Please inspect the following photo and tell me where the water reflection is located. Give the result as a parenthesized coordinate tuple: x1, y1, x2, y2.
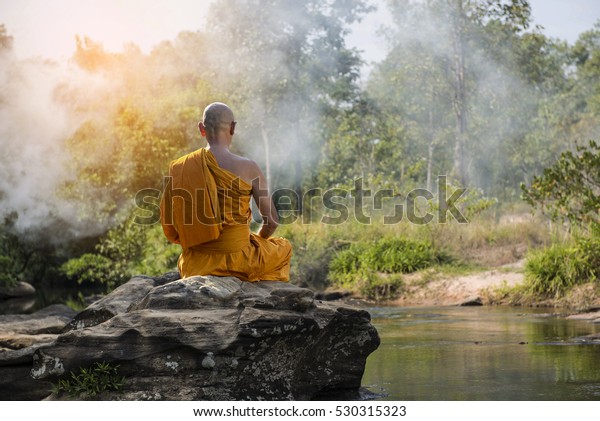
(0, 295, 36, 314)
(363, 306, 600, 400)
(0, 285, 105, 315)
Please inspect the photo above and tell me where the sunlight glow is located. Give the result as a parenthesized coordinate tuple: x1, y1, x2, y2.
(0, 0, 212, 59)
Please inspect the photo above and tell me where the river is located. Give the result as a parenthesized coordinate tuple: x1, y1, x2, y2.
(4, 289, 600, 401)
(362, 305, 600, 400)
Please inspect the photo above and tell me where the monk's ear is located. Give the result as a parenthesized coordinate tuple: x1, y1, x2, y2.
(230, 121, 236, 136)
(198, 122, 206, 137)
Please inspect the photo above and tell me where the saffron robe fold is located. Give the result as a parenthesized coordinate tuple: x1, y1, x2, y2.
(160, 148, 292, 282)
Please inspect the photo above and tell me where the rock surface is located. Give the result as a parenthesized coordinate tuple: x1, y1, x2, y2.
(31, 274, 380, 400)
(0, 304, 77, 400)
(566, 308, 600, 323)
(0, 281, 36, 300)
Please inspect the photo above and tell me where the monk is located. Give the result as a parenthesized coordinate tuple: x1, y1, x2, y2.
(160, 102, 292, 282)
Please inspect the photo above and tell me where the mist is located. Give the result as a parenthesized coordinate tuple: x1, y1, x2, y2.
(0, 0, 596, 244)
(202, 0, 372, 196)
(365, 0, 566, 194)
(0, 50, 113, 242)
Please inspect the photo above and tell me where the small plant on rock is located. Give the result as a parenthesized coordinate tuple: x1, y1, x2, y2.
(52, 361, 125, 399)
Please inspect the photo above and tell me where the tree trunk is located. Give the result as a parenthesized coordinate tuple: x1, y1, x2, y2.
(294, 159, 303, 214)
(260, 121, 272, 194)
(452, 0, 468, 186)
(427, 141, 435, 192)
(427, 105, 435, 192)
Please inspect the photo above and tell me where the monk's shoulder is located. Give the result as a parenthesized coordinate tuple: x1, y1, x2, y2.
(169, 157, 183, 174)
(172, 150, 197, 164)
(231, 154, 260, 177)
(170, 150, 201, 171)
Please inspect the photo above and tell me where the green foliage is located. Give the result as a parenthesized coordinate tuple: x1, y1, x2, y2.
(0, 255, 19, 286)
(61, 215, 179, 291)
(331, 237, 446, 275)
(577, 225, 600, 271)
(0, 219, 26, 287)
(53, 362, 125, 399)
(0, 214, 67, 287)
(328, 236, 448, 301)
(427, 178, 498, 223)
(372, 0, 545, 193)
(328, 242, 369, 276)
(276, 225, 338, 291)
(357, 272, 405, 303)
(522, 140, 600, 228)
(318, 98, 412, 190)
(64, 292, 89, 312)
(572, 24, 600, 115)
(4, 0, 600, 301)
(329, 262, 405, 302)
(60, 253, 115, 287)
(524, 231, 600, 298)
(524, 243, 584, 297)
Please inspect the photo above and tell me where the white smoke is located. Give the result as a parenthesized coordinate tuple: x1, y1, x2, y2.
(0, 52, 111, 241)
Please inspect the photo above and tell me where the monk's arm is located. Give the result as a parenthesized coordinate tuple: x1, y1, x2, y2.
(160, 171, 181, 244)
(250, 162, 279, 239)
(161, 221, 180, 244)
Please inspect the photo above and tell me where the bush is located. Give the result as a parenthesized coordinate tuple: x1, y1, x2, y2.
(524, 231, 600, 298)
(328, 242, 369, 275)
(60, 253, 121, 289)
(363, 237, 438, 273)
(60, 214, 180, 291)
(357, 272, 405, 302)
(577, 225, 600, 274)
(330, 237, 444, 276)
(328, 236, 446, 301)
(0, 255, 19, 287)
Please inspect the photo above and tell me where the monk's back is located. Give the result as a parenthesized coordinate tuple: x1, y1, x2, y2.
(207, 148, 256, 186)
(161, 101, 291, 282)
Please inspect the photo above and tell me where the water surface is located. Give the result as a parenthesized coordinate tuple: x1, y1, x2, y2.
(363, 306, 600, 400)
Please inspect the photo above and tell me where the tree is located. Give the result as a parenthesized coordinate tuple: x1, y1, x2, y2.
(522, 140, 600, 229)
(0, 24, 13, 52)
(72, 36, 116, 72)
(572, 23, 600, 113)
(205, 0, 371, 211)
(380, 0, 532, 188)
(514, 23, 600, 197)
(368, 35, 454, 191)
(318, 97, 410, 190)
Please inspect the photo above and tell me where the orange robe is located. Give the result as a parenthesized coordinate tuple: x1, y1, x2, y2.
(160, 148, 292, 282)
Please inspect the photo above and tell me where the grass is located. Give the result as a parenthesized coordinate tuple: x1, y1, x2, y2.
(482, 226, 600, 308)
(277, 202, 550, 301)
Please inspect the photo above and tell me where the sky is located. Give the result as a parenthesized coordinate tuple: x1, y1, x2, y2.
(0, 0, 599, 65)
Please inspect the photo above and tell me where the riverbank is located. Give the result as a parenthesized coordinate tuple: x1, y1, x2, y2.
(344, 257, 600, 315)
(392, 260, 526, 307)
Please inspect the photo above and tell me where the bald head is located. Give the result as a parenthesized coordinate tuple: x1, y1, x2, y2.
(201, 102, 235, 142)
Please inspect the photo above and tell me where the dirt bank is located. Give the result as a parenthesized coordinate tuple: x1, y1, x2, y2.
(387, 258, 600, 313)
(392, 260, 526, 306)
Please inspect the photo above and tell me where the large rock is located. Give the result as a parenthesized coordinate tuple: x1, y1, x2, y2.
(31, 275, 380, 400)
(0, 281, 36, 300)
(62, 272, 180, 332)
(0, 304, 77, 400)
